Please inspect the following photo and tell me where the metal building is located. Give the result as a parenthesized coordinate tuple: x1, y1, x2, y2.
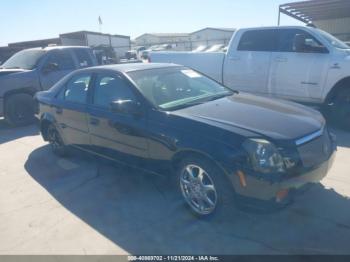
(60, 31, 130, 58)
(279, 0, 350, 41)
(0, 31, 131, 63)
(134, 28, 236, 51)
(190, 27, 236, 49)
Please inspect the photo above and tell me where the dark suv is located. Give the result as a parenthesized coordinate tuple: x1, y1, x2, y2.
(0, 46, 97, 126)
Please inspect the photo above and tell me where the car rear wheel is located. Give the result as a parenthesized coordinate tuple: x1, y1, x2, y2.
(47, 124, 67, 157)
(5, 93, 36, 126)
(177, 156, 235, 217)
(329, 87, 350, 130)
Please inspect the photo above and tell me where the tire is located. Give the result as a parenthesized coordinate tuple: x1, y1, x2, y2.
(5, 93, 36, 126)
(329, 87, 350, 130)
(46, 124, 68, 157)
(176, 155, 235, 218)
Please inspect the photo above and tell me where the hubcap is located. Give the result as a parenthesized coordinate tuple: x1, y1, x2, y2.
(180, 164, 217, 215)
(48, 127, 62, 151)
(15, 104, 32, 121)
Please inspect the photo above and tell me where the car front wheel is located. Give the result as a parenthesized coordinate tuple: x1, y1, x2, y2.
(177, 156, 235, 217)
(47, 124, 67, 157)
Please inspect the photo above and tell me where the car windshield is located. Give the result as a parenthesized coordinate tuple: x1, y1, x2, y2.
(317, 29, 349, 50)
(127, 67, 234, 110)
(2, 49, 46, 70)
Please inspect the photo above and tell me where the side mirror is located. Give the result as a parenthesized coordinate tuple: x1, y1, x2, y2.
(42, 62, 59, 74)
(293, 34, 307, 52)
(110, 100, 142, 116)
(293, 34, 329, 53)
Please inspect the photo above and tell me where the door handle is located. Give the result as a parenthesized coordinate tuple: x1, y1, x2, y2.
(275, 57, 288, 62)
(90, 117, 100, 126)
(55, 107, 63, 115)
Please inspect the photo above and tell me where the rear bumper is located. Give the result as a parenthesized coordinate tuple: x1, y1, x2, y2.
(233, 149, 336, 206)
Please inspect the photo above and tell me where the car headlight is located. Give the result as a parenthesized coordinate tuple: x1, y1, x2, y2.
(243, 138, 285, 174)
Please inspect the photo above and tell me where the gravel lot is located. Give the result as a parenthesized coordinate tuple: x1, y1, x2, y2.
(0, 119, 350, 255)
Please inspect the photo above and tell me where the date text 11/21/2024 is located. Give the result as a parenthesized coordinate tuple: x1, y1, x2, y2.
(128, 256, 220, 261)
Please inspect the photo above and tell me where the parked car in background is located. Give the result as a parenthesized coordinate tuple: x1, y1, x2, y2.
(136, 46, 147, 60)
(36, 63, 336, 217)
(150, 26, 350, 129)
(125, 50, 137, 60)
(0, 46, 97, 126)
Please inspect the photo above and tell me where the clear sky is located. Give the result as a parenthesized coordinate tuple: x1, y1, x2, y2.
(0, 0, 303, 46)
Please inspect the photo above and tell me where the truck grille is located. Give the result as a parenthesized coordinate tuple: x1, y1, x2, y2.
(297, 128, 332, 168)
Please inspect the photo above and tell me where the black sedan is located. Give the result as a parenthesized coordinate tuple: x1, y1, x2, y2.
(36, 63, 337, 217)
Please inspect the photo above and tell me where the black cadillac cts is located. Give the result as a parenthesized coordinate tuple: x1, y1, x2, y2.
(36, 63, 337, 216)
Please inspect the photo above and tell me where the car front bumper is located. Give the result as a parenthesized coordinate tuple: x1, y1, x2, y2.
(231, 149, 336, 205)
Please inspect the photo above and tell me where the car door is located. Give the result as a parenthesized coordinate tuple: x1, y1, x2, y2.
(87, 72, 149, 164)
(223, 29, 277, 95)
(39, 49, 76, 90)
(53, 73, 92, 147)
(269, 29, 330, 102)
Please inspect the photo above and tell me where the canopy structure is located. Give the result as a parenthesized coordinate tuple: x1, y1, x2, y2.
(279, 0, 350, 25)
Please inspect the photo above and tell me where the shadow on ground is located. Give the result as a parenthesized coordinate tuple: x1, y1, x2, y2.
(24, 145, 350, 255)
(0, 119, 39, 144)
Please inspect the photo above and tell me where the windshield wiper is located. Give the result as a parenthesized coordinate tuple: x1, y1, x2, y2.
(204, 92, 235, 102)
(167, 92, 234, 111)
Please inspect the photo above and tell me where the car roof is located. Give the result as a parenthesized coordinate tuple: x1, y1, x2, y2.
(79, 63, 181, 74)
(238, 25, 315, 31)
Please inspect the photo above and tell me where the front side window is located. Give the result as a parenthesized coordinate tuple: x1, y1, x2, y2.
(278, 29, 327, 53)
(74, 49, 94, 68)
(93, 74, 136, 108)
(237, 29, 277, 52)
(128, 67, 233, 110)
(45, 50, 75, 71)
(61, 74, 91, 104)
(1, 49, 45, 70)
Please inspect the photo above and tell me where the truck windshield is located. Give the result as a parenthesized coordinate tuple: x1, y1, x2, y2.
(2, 49, 46, 70)
(128, 67, 234, 111)
(317, 29, 349, 50)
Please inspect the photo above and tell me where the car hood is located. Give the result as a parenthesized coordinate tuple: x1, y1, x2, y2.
(0, 68, 29, 77)
(172, 93, 324, 141)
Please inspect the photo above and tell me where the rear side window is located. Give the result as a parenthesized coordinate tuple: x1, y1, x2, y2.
(74, 49, 94, 68)
(93, 74, 136, 108)
(45, 50, 75, 70)
(59, 74, 91, 104)
(237, 29, 277, 52)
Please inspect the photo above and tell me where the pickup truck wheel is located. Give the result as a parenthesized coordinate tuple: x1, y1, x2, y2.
(330, 88, 350, 130)
(5, 94, 36, 126)
(47, 124, 68, 157)
(176, 156, 235, 218)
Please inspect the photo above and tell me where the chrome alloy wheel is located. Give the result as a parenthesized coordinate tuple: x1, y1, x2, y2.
(180, 164, 218, 215)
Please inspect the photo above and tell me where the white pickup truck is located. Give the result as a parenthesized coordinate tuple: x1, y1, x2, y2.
(150, 26, 350, 129)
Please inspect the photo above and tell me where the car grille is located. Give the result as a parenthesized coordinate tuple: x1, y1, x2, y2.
(297, 128, 332, 168)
